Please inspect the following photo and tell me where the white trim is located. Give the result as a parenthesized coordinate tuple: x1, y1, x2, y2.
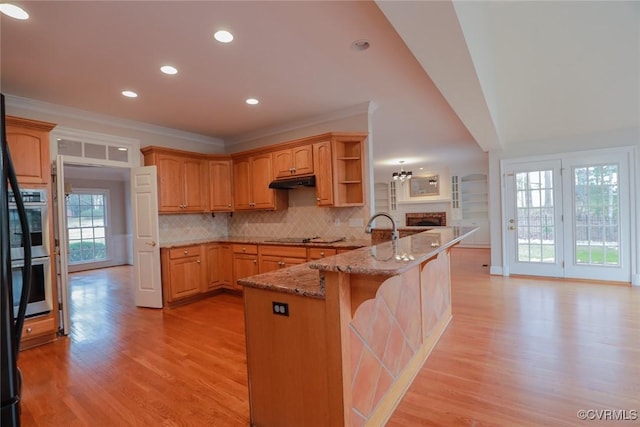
(5, 94, 225, 148)
(226, 101, 371, 145)
(632, 274, 639, 286)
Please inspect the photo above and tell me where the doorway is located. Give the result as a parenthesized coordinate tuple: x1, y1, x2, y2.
(503, 148, 633, 282)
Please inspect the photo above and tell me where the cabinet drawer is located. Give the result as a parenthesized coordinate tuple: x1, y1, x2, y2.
(259, 245, 307, 259)
(169, 245, 202, 259)
(23, 316, 55, 338)
(307, 248, 337, 260)
(232, 244, 258, 255)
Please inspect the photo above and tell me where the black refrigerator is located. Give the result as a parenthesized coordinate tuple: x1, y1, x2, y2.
(1, 93, 32, 427)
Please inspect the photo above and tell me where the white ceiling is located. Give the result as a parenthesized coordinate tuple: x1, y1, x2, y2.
(2, 1, 638, 182)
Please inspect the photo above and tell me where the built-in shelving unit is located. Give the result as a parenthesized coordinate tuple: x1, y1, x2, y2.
(461, 174, 488, 219)
(333, 137, 364, 206)
(452, 173, 490, 247)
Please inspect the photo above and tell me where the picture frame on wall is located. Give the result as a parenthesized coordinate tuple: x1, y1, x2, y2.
(409, 175, 439, 197)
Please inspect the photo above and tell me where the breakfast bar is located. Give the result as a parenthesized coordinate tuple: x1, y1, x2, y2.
(239, 227, 476, 427)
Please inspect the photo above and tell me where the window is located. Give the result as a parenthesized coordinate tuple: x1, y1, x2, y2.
(66, 191, 108, 264)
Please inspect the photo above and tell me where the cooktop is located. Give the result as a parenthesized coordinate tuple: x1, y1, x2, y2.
(264, 236, 346, 244)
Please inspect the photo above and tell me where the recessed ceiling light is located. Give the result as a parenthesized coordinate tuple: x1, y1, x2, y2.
(246, 98, 259, 105)
(214, 30, 234, 43)
(160, 65, 178, 75)
(122, 90, 138, 98)
(351, 39, 370, 51)
(0, 3, 29, 20)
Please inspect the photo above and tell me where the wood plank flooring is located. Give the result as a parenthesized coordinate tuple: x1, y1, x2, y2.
(17, 248, 640, 426)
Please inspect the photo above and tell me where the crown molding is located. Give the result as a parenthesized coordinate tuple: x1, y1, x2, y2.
(4, 94, 226, 148)
(226, 101, 372, 146)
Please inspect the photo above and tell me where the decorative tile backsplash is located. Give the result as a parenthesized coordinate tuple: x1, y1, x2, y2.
(159, 188, 370, 244)
(159, 213, 229, 243)
(228, 188, 369, 240)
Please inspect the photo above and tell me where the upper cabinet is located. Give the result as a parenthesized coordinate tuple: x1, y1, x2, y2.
(6, 116, 56, 185)
(273, 145, 313, 178)
(142, 147, 207, 213)
(313, 140, 333, 206)
(233, 153, 287, 211)
(208, 159, 233, 212)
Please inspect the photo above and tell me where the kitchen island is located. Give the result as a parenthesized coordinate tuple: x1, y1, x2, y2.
(239, 227, 476, 427)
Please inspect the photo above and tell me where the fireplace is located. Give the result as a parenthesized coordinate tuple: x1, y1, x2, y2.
(406, 212, 446, 227)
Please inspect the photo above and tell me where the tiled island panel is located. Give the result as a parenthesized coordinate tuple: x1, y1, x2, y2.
(348, 252, 452, 426)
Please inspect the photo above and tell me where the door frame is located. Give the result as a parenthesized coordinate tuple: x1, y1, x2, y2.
(500, 146, 637, 283)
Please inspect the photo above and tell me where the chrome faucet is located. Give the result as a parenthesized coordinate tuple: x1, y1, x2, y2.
(365, 212, 398, 240)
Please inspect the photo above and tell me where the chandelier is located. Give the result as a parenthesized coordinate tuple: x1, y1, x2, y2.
(392, 161, 412, 182)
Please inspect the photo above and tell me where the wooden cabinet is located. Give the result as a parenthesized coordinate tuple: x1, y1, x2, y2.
(313, 140, 334, 206)
(206, 243, 233, 290)
(273, 145, 313, 178)
(233, 153, 287, 211)
(20, 315, 58, 350)
(307, 247, 337, 260)
(209, 159, 233, 212)
(232, 244, 259, 290)
(161, 245, 204, 304)
(6, 116, 56, 185)
(259, 245, 307, 273)
(142, 147, 207, 213)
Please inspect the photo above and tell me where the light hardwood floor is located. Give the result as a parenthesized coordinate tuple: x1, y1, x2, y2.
(18, 248, 639, 426)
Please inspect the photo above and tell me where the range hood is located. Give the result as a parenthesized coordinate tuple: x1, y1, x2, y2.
(268, 175, 316, 190)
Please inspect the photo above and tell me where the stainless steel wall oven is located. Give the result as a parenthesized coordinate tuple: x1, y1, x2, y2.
(8, 189, 49, 260)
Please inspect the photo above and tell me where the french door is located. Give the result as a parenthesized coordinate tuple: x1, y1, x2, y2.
(504, 149, 631, 282)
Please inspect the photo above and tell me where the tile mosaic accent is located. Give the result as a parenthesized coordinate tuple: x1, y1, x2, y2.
(158, 213, 229, 244)
(227, 188, 370, 240)
(349, 270, 422, 424)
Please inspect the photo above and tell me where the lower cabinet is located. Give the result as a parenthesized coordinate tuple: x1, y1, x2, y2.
(20, 315, 57, 350)
(161, 245, 204, 304)
(206, 244, 233, 291)
(307, 247, 337, 260)
(259, 245, 307, 273)
(232, 244, 259, 290)
(160, 242, 360, 306)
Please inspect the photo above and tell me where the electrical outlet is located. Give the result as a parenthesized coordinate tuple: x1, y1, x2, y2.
(334, 219, 341, 226)
(272, 302, 289, 317)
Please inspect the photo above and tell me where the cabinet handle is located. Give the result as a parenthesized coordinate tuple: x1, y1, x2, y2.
(184, 250, 188, 255)
(252, 259, 257, 264)
(26, 327, 32, 334)
(242, 247, 246, 252)
(316, 198, 321, 201)
(197, 260, 201, 263)
(320, 252, 325, 257)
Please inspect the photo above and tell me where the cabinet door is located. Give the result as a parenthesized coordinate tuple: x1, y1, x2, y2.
(292, 145, 313, 176)
(209, 160, 233, 211)
(169, 256, 202, 300)
(219, 245, 233, 285)
(251, 153, 276, 209)
(183, 158, 206, 212)
(233, 253, 259, 290)
(206, 245, 223, 291)
(6, 124, 50, 184)
(273, 149, 294, 178)
(233, 157, 252, 210)
(259, 255, 283, 274)
(156, 154, 184, 212)
(313, 141, 333, 206)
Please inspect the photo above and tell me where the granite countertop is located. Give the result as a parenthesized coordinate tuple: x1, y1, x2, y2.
(238, 227, 477, 299)
(160, 236, 370, 249)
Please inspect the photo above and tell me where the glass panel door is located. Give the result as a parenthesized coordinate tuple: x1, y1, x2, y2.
(564, 153, 630, 282)
(505, 160, 564, 277)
